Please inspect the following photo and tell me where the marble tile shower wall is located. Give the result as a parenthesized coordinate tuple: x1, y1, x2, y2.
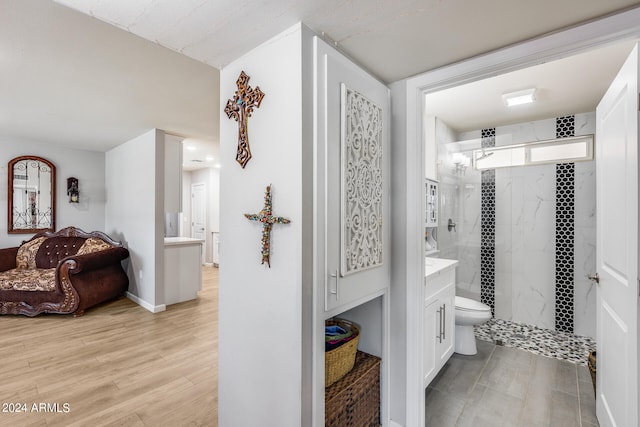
(447, 112, 597, 339)
(500, 162, 557, 330)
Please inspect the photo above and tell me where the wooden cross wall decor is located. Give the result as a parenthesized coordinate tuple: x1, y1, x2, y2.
(244, 185, 290, 267)
(224, 70, 265, 168)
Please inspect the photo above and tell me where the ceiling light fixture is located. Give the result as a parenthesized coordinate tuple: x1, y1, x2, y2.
(502, 88, 537, 107)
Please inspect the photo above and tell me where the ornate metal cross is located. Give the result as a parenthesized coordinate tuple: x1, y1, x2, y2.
(244, 185, 290, 267)
(225, 71, 265, 168)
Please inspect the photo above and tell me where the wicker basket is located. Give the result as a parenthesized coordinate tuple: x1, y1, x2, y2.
(325, 319, 360, 387)
(325, 351, 381, 427)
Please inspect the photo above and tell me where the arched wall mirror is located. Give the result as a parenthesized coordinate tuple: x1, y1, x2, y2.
(8, 156, 56, 234)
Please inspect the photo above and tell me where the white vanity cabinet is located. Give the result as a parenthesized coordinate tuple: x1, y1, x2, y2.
(423, 258, 457, 387)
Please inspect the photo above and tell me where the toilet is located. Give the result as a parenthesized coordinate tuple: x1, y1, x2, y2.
(454, 296, 492, 355)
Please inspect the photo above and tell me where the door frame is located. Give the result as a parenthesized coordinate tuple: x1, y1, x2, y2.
(390, 8, 640, 427)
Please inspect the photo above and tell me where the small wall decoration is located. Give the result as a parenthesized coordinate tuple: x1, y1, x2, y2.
(244, 185, 291, 267)
(224, 70, 265, 168)
(341, 84, 384, 275)
(67, 177, 79, 203)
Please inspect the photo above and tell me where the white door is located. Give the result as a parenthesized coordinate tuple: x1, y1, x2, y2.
(191, 183, 206, 264)
(595, 43, 639, 427)
(315, 37, 390, 316)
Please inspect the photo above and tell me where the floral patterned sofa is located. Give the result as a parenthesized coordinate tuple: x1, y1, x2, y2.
(0, 227, 130, 316)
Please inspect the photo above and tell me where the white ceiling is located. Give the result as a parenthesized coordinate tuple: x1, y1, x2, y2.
(52, 0, 640, 83)
(2, 0, 640, 169)
(425, 39, 640, 133)
(1, 0, 221, 170)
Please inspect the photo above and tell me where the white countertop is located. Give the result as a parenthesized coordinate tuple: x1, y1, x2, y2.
(425, 257, 458, 278)
(164, 237, 205, 246)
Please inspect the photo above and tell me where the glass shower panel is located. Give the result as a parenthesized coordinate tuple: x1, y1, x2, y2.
(436, 135, 514, 317)
(437, 141, 484, 301)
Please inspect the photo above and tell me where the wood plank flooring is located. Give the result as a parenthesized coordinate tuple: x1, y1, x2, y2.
(0, 267, 218, 427)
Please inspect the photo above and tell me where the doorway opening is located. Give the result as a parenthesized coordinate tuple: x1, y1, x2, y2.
(423, 40, 636, 365)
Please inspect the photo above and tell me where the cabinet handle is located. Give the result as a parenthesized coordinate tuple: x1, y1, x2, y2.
(441, 304, 446, 341)
(436, 307, 442, 343)
(330, 270, 339, 300)
(439, 304, 444, 341)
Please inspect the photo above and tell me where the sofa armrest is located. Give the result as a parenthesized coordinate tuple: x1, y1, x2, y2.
(61, 247, 130, 274)
(0, 247, 18, 272)
(57, 246, 130, 316)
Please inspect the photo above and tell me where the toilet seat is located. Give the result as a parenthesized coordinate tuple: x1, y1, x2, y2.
(455, 296, 490, 312)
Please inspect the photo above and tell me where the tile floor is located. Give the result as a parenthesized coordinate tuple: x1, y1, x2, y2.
(475, 318, 597, 365)
(425, 340, 599, 426)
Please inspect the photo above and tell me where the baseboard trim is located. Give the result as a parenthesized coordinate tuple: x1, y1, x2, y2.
(126, 292, 166, 313)
(389, 421, 403, 427)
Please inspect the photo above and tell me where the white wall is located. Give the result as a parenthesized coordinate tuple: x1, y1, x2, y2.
(0, 136, 105, 247)
(105, 129, 165, 312)
(218, 24, 313, 427)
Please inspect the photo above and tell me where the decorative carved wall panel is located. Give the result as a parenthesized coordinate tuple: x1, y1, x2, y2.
(340, 84, 383, 275)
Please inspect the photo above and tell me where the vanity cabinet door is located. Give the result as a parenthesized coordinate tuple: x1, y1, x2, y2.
(423, 298, 439, 386)
(435, 284, 455, 366)
(423, 269, 456, 387)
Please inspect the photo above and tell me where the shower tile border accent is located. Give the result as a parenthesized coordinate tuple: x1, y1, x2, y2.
(555, 115, 575, 333)
(474, 318, 596, 365)
(480, 128, 496, 315)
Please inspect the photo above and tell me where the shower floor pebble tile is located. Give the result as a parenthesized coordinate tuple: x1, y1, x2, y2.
(474, 318, 596, 365)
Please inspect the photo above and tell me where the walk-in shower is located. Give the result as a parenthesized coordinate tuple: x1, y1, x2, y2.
(431, 113, 597, 363)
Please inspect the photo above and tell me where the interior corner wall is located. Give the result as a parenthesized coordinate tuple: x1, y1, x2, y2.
(0, 137, 106, 248)
(299, 25, 315, 427)
(218, 24, 305, 427)
(105, 129, 165, 312)
(389, 79, 410, 426)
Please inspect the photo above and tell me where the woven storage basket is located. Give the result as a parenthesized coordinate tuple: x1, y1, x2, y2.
(325, 319, 360, 387)
(325, 351, 381, 427)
